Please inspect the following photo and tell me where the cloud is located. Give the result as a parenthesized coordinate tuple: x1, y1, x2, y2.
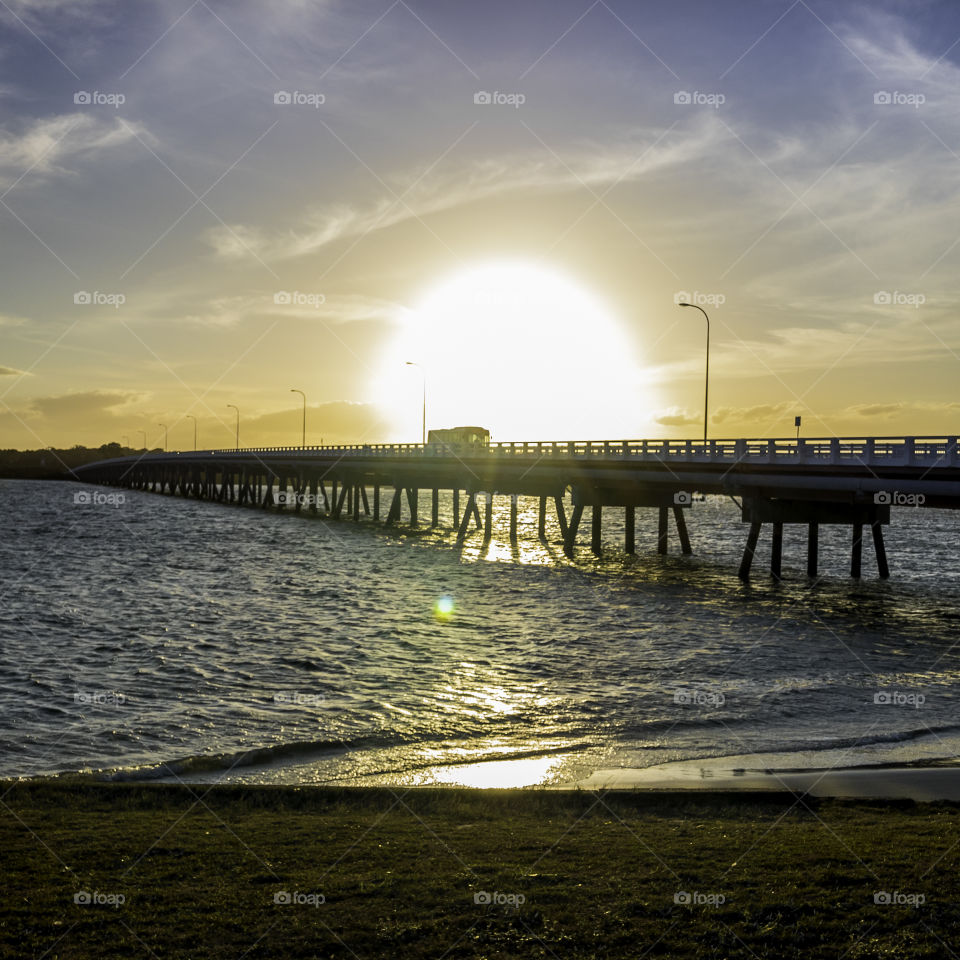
(654, 407, 701, 427)
(710, 402, 795, 426)
(0, 114, 147, 189)
(204, 119, 726, 262)
(27, 389, 144, 420)
(0, 366, 27, 376)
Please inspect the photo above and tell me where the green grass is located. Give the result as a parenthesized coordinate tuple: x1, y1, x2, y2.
(2, 782, 958, 958)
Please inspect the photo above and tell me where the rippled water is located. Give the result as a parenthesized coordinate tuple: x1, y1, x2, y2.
(2, 478, 959, 787)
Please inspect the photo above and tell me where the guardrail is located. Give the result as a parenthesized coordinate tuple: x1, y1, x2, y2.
(125, 436, 960, 468)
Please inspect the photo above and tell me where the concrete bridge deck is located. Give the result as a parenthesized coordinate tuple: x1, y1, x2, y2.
(74, 436, 960, 580)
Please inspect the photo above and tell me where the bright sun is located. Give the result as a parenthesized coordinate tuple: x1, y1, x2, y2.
(374, 261, 654, 441)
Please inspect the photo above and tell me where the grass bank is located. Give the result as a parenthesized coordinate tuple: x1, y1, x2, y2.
(2, 782, 958, 958)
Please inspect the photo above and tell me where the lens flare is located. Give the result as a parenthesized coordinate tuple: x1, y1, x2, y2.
(434, 594, 455, 620)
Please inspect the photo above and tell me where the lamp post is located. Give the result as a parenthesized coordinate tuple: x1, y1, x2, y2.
(290, 389, 306, 448)
(678, 302, 710, 444)
(186, 414, 198, 451)
(137, 429, 146, 451)
(227, 404, 239, 451)
(158, 423, 168, 452)
(405, 361, 426, 445)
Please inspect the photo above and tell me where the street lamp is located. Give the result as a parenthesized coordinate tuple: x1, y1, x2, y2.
(405, 361, 426, 445)
(186, 414, 198, 451)
(137, 429, 146, 450)
(158, 423, 168, 452)
(227, 404, 239, 451)
(290, 389, 306, 448)
(678, 302, 710, 444)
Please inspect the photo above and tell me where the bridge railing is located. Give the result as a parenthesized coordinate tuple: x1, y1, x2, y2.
(163, 436, 959, 467)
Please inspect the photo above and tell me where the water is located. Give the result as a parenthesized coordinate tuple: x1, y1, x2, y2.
(2, 478, 959, 788)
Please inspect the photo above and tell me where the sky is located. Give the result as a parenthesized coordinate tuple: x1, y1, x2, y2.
(2, 0, 960, 449)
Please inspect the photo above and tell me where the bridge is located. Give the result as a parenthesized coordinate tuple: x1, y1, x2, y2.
(74, 435, 960, 580)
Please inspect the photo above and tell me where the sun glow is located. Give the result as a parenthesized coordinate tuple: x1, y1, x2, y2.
(374, 261, 654, 441)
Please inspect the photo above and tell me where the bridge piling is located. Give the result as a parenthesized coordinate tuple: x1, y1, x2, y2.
(554, 497, 569, 543)
(771, 522, 783, 580)
(456, 493, 475, 543)
(373, 484, 380, 520)
(673, 506, 692, 555)
(591, 505, 602, 556)
(807, 523, 819, 577)
(510, 495, 518, 541)
(453, 489, 460, 527)
(483, 493, 493, 541)
(432, 489, 439, 527)
(739, 521, 762, 579)
(625, 506, 635, 553)
(872, 521, 889, 578)
(851, 523, 863, 578)
(407, 488, 418, 526)
(386, 486, 402, 524)
(657, 507, 668, 554)
(537, 496, 546, 538)
(564, 504, 583, 558)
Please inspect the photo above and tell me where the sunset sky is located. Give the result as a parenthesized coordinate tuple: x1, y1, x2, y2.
(2, 0, 959, 449)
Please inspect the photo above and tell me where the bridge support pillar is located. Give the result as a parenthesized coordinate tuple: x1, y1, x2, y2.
(456, 493, 476, 543)
(386, 486, 402, 524)
(554, 497, 569, 543)
(360, 485, 370, 516)
(872, 521, 889, 579)
(453, 489, 460, 528)
(432, 489, 439, 527)
(373, 484, 380, 521)
(807, 523, 819, 578)
(625, 507, 635, 554)
(673, 506, 691, 555)
(851, 523, 863, 578)
(739, 521, 762, 579)
(353, 485, 361, 521)
(538, 496, 547, 538)
(657, 507, 668, 554)
(407, 488, 418, 526)
(771, 521, 783, 580)
(591, 505, 602, 556)
(483, 492, 493, 541)
(334, 483, 348, 519)
(472, 497, 482, 528)
(564, 504, 583, 559)
(510, 495, 519, 541)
